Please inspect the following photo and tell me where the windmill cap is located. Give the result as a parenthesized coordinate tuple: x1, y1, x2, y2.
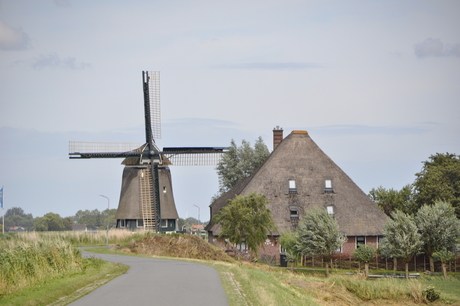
(292, 130, 308, 134)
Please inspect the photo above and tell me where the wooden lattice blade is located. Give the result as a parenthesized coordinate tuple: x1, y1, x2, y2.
(144, 71, 161, 141)
(162, 147, 228, 166)
(69, 141, 141, 159)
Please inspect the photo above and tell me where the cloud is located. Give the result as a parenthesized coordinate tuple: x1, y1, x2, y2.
(0, 19, 32, 51)
(53, 0, 71, 8)
(218, 62, 322, 70)
(19, 53, 91, 70)
(413, 38, 460, 58)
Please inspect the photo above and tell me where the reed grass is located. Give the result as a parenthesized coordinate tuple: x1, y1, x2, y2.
(35, 229, 149, 246)
(0, 230, 150, 296)
(1, 237, 81, 295)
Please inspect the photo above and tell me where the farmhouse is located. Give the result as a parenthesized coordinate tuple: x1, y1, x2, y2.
(205, 128, 388, 259)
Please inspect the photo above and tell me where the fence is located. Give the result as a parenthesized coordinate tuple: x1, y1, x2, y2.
(298, 254, 459, 272)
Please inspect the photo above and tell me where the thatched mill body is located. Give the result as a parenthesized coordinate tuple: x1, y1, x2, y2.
(69, 71, 226, 232)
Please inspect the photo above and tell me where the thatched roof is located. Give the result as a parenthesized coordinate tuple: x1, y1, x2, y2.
(206, 131, 387, 237)
(115, 166, 179, 220)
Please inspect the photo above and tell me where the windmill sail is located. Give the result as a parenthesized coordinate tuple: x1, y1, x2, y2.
(69, 70, 227, 233)
(143, 71, 161, 142)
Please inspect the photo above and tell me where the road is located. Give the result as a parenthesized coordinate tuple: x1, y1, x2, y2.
(69, 250, 229, 306)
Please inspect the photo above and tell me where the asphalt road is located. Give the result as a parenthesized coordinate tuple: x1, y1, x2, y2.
(70, 250, 229, 306)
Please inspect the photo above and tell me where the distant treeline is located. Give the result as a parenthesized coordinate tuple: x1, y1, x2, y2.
(1, 207, 207, 232)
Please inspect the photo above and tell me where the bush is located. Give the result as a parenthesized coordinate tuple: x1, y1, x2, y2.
(422, 286, 441, 302)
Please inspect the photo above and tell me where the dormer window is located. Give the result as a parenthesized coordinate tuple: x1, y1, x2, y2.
(288, 179, 297, 194)
(324, 179, 334, 193)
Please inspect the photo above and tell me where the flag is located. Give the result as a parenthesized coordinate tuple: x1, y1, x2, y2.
(0, 187, 3, 208)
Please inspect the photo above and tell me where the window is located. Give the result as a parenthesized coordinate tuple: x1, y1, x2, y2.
(324, 179, 334, 193)
(326, 205, 334, 215)
(120, 219, 125, 228)
(161, 219, 168, 228)
(163, 186, 167, 193)
(290, 206, 299, 219)
(356, 236, 365, 248)
(288, 179, 297, 194)
(236, 241, 247, 252)
(137, 219, 144, 228)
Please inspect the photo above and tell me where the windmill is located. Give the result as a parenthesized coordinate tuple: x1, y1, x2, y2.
(69, 71, 227, 232)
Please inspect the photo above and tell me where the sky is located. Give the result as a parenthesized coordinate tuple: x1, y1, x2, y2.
(0, 0, 459, 222)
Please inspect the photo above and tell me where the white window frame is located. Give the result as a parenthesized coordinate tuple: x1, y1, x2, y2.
(290, 206, 299, 218)
(324, 179, 334, 193)
(288, 179, 297, 194)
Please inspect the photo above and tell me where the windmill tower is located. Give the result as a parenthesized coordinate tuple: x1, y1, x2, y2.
(69, 71, 227, 232)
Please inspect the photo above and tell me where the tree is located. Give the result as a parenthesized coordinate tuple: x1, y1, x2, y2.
(433, 249, 456, 279)
(215, 137, 270, 195)
(279, 230, 300, 271)
(296, 207, 346, 277)
(34, 213, 66, 231)
(353, 244, 377, 277)
(415, 201, 460, 272)
(413, 153, 460, 217)
(379, 211, 423, 279)
(4, 207, 34, 231)
(177, 217, 201, 233)
(73, 209, 103, 229)
(214, 192, 276, 258)
(368, 185, 417, 216)
(101, 208, 117, 230)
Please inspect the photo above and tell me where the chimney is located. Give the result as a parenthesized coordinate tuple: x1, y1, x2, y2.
(273, 126, 283, 151)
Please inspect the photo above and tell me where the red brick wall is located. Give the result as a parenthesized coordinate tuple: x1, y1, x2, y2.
(259, 236, 280, 261)
(209, 234, 380, 261)
(341, 236, 355, 255)
(341, 236, 379, 256)
(366, 236, 378, 248)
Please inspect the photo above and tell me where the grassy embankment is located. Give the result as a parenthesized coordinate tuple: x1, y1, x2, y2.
(1, 231, 459, 305)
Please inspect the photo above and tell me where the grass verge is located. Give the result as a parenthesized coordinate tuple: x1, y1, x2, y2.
(0, 259, 128, 306)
